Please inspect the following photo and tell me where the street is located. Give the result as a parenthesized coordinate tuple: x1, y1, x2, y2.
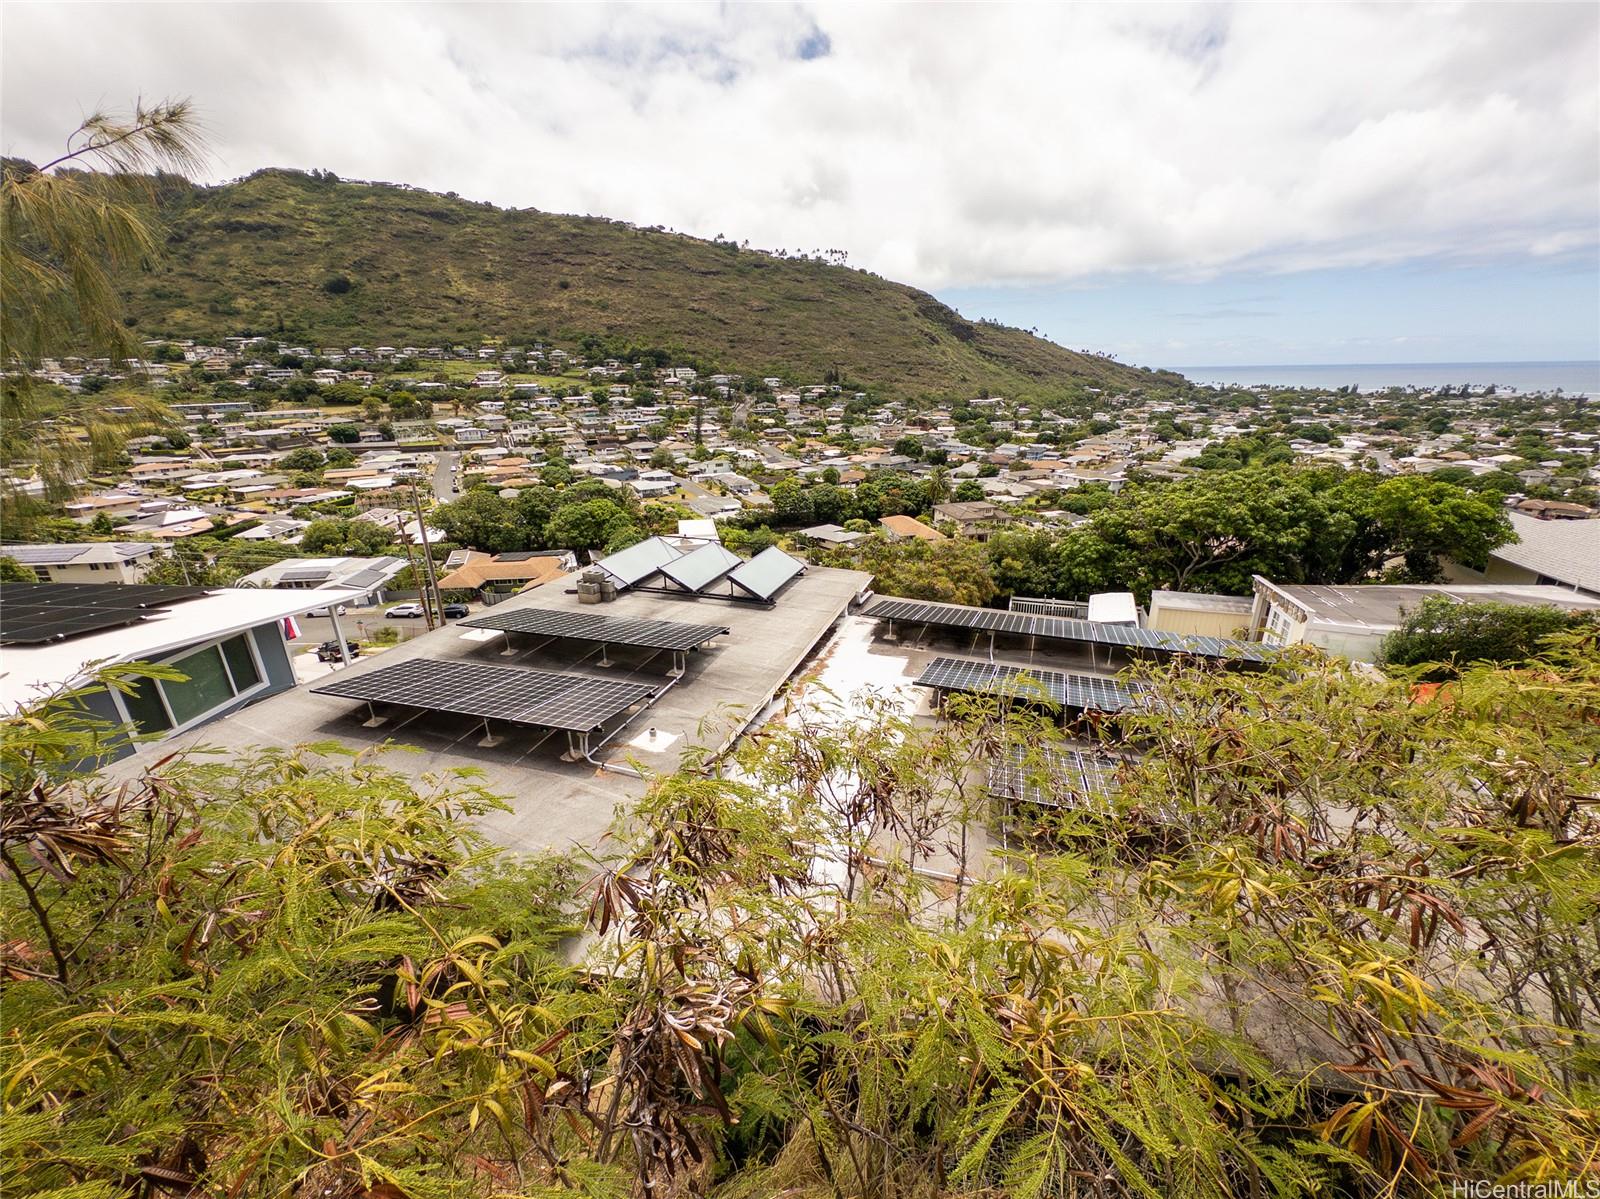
(432, 450, 460, 501)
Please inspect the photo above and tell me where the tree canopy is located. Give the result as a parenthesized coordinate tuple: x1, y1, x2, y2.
(4, 625, 1597, 1197)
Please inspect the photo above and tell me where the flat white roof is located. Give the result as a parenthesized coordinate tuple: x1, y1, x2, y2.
(1, 586, 365, 715)
(1087, 591, 1139, 626)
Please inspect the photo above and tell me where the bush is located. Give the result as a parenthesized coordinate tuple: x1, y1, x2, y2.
(1381, 596, 1594, 678)
(367, 625, 401, 646)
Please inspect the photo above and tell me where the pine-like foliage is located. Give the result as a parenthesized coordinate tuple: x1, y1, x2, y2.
(4, 629, 1598, 1198)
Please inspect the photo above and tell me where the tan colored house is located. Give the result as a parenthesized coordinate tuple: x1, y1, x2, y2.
(931, 500, 1006, 540)
(1147, 590, 1254, 639)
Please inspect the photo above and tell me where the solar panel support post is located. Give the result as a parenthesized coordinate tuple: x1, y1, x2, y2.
(561, 730, 590, 762)
(669, 650, 686, 677)
(477, 718, 503, 749)
(362, 703, 387, 728)
(329, 609, 353, 667)
(597, 642, 612, 668)
(882, 619, 898, 643)
(500, 630, 517, 657)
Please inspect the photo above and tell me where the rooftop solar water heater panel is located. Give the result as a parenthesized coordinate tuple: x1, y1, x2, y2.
(592, 536, 684, 588)
(727, 546, 806, 601)
(657, 542, 743, 593)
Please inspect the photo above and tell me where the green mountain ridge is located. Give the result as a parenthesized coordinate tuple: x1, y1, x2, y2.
(120, 168, 1175, 399)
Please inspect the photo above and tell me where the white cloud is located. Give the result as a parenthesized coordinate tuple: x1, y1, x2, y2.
(2, 1, 1595, 290)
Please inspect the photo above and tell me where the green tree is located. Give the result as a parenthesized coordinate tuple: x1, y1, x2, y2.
(1, 101, 203, 516)
(298, 517, 397, 556)
(768, 477, 813, 526)
(542, 498, 638, 551)
(540, 457, 572, 487)
(953, 478, 985, 503)
(277, 447, 327, 473)
(326, 423, 360, 444)
(431, 491, 525, 553)
(0, 555, 37, 581)
(1368, 474, 1514, 580)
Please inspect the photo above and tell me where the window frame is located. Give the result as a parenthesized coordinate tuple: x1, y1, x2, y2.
(112, 629, 271, 737)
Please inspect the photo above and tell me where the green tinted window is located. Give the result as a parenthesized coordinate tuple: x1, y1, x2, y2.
(164, 646, 235, 726)
(123, 675, 172, 735)
(220, 634, 260, 691)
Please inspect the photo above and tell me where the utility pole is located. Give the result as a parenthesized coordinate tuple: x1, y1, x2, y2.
(409, 481, 443, 627)
(394, 532, 435, 632)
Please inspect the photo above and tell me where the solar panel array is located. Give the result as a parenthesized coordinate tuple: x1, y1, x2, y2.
(987, 743, 1121, 809)
(659, 543, 742, 593)
(0, 583, 212, 645)
(4, 545, 86, 565)
(311, 657, 659, 733)
(728, 546, 806, 601)
(915, 656, 1145, 713)
(863, 597, 1272, 663)
(461, 606, 730, 651)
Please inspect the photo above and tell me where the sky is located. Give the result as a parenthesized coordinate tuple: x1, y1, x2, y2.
(3, 2, 1597, 369)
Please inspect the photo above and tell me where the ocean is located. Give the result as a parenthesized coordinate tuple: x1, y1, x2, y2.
(1175, 360, 1600, 396)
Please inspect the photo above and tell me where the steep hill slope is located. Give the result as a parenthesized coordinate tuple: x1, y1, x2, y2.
(123, 169, 1173, 399)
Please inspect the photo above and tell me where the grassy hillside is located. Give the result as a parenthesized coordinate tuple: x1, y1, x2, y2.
(123, 169, 1174, 400)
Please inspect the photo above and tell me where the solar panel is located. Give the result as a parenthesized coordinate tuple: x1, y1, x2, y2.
(658, 543, 742, 593)
(988, 743, 1121, 808)
(861, 596, 1274, 664)
(914, 656, 1145, 713)
(727, 546, 806, 601)
(2, 545, 86, 565)
(311, 657, 659, 733)
(592, 536, 683, 588)
(339, 565, 390, 589)
(461, 606, 729, 651)
(0, 583, 213, 645)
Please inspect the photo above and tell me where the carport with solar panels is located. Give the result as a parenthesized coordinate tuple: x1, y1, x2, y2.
(913, 656, 1150, 721)
(304, 537, 855, 772)
(860, 596, 1275, 668)
(461, 607, 730, 677)
(311, 656, 666, 761)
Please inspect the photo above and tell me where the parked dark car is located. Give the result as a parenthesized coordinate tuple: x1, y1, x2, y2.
(315, 639, 361, 663)
(441, 603, 470, 620)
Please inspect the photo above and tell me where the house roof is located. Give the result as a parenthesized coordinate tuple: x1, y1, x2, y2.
(1, 585, 367, 715)
(878, 515, 945, 542)
(799, 524, 866, 545)
(2, 542, 158, 566)
(435, 554, 567, 591)
(1492, 513, 1600, 594)
(235, 555, 407, 591)
(932, 501, 1002, 522)
(1259, 579, 1600, 633)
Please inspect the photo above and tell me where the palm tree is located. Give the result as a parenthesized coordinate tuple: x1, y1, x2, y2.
(2, 99, 205, 513)
(926, 464, 951, 506)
